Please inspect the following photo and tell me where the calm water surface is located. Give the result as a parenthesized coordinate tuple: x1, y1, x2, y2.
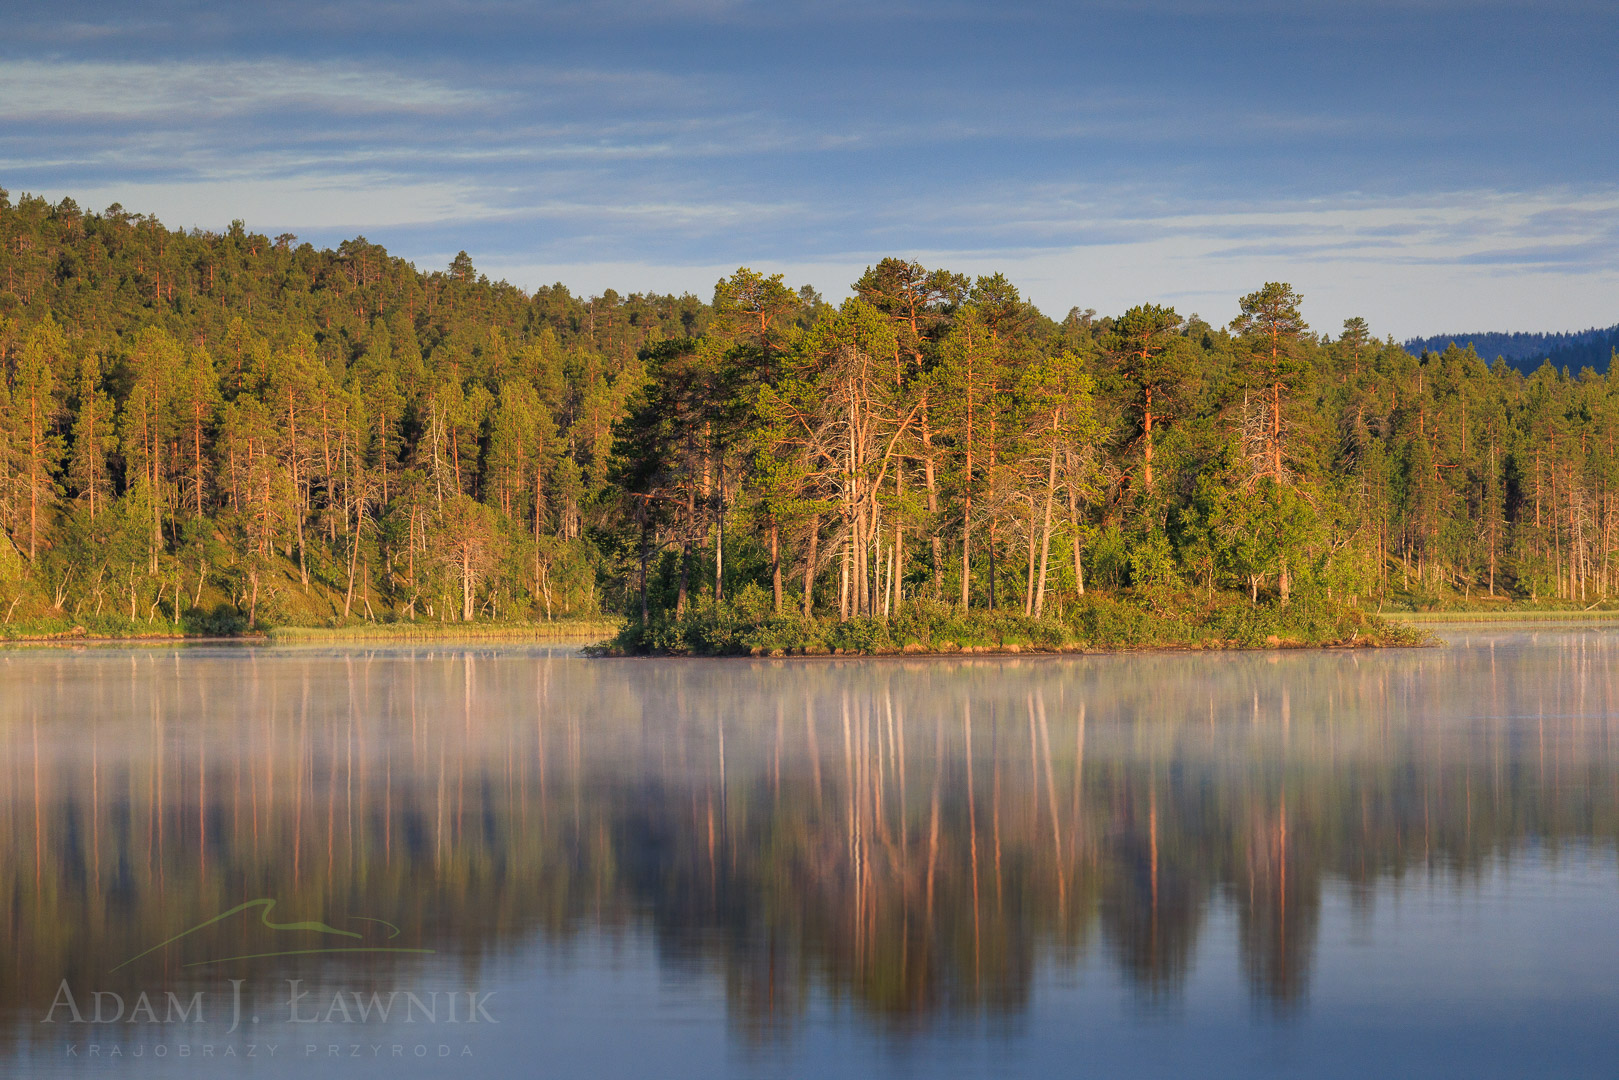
(2, 628, 1618, 1078)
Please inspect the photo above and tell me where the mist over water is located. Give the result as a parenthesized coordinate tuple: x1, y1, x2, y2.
(2, 632, 1618, 1077)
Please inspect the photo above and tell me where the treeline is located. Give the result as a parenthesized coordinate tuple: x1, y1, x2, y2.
(0, 188, 1616, 630)
(0, 189, 716, 626)
(620, 268, 1619, 628)
(1405, 324, 1619, 376)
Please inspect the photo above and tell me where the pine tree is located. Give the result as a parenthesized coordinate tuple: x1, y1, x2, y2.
(66, 353, 115, 521)
(174, 343, 220, 518)
(12, 318, 65, 559)
(1231, 283, 1309, 484)
(1106, 304, 1186, 493)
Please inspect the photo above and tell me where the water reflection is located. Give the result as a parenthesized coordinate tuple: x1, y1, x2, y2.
(1, 632, 1617, 1061)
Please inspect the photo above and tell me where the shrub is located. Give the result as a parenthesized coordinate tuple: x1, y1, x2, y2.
(598, 588, 1423, 655)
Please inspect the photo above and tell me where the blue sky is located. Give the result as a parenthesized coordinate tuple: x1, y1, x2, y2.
(3, 0, 1616, 338)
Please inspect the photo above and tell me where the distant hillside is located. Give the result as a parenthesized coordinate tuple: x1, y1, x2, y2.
(1404, 324, 1619, 375)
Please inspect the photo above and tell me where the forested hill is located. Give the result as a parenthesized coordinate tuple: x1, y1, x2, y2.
(1404, 324, 1619, 375)
(0, 187, 730, 626)
(0, 192, 717, 364)
(0, 187, 1616, 638)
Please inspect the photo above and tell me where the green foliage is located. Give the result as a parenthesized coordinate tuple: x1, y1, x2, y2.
(595, 594, 1416, 656)
(0, 189, 1610, 640)
(1127, 530, 1182, 604)
(0, 534, 23, 586)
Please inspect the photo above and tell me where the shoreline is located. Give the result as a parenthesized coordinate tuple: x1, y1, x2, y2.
(4, 610, 1611, 652)
(1381, 610, 1619, 623)
(596, 638, 1434, 660)
(0, 620, 621, 647)
(0, 635, 1424, 654)
(593, 596, 1430, 658)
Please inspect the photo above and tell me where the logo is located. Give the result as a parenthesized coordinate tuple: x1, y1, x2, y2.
(111, 898, 434, 971)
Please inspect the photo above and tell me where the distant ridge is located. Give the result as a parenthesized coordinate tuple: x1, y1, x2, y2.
(1403, 324, 1619, 375)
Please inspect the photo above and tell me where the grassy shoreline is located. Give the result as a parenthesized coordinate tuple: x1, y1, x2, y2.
(265, 619, 620, 642)
(593, 595, 1431, 657)
(1382, 609, 1619, 623)
(0, 615, 620, 645)
(11, 604, 1613, 652)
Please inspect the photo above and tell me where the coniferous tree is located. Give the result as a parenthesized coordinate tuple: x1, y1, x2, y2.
(12, 318, 64, 559)
(66, 353, 115, 522)
(3, 190, 1618, 630)
(1106, 304, 1186, 494)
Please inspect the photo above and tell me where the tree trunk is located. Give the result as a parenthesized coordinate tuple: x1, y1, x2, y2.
(378, 411, 390, 506)
(770, 520, 782, 613)
(1271, 380, 1283, 478)
(1036, 448, 1057, 618)
(676, 540, 691, 616)
(27, 396, 44, 560)
(286, 397, 308, 586)
(714, 453, 725, 602)
(959, 523, 971, 610)
(148, 419, 163, 574)
(343, 511, 359, 618)
(1024, 501, 1038, 616)
(853, 500, 867, 617)
(638, 528, 650, 623)
(1065, 457, 1086, 596)
(406, 508, 418, 619)
(1142, 389, 1154, 490)
(839, 530, 852, 619)
(295, 511, 308, 588)
(890, 525, 903, 616)
(987, 526, 997, 610)
(922, 409, 942, 600)
(803, 515, 820, 616)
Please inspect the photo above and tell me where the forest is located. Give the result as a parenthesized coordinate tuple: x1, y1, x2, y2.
(1405, 323, 1619, 376)
(0, 188, 1615, 645)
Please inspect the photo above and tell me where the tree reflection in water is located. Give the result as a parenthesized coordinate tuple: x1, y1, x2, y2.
(0, 633, 1615, 1051)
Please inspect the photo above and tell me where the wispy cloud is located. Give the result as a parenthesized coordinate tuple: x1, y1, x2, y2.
(0, 59, 491, 121)
(2, 0, 1615, 337)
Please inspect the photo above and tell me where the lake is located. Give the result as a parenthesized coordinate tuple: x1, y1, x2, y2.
(2, 628, 1617, 1078)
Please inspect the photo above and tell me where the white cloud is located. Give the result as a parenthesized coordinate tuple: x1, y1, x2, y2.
(30, 177, 500, 230)
(470, 188, 1619, 338)
(3, 30, 1613, 344)
(884, 189, 1619, 336)
(0, 59, 491, 122)
(24, 172, 803, 235)
(20, 164, 1617, 338)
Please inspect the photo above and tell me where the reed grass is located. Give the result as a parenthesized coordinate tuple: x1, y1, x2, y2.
(1382, 609, 1619, 624)
(265, 619, 621, 643)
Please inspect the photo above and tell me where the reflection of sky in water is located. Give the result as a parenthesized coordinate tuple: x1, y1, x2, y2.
(2, 630, 1618, 1077)
(477, 856, 1619, 1080)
